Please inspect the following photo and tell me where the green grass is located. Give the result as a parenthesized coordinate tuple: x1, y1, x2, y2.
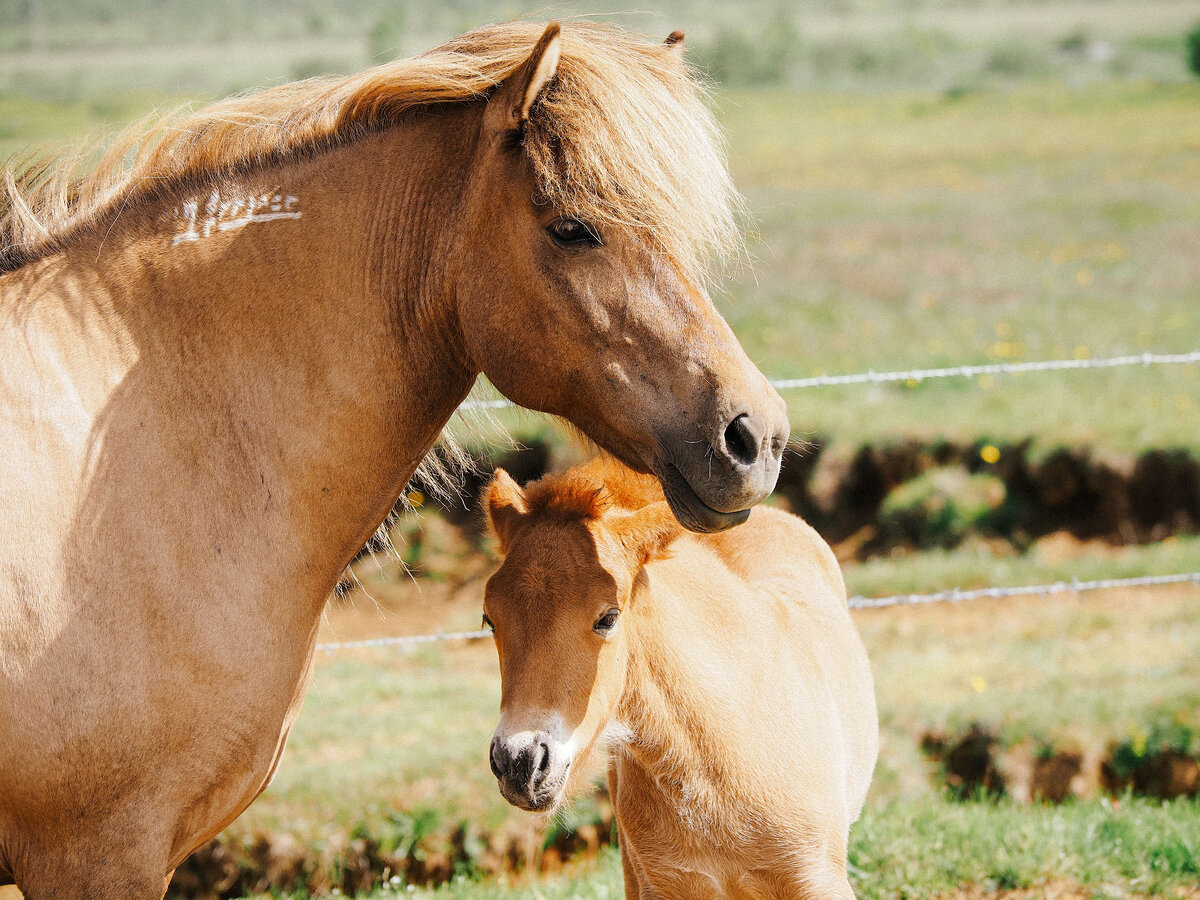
(715, 81, 1200, 453)
(843, 533, 1200, 599)
(3, 17, 1199, 899)
(249, 645, 509, 839)
(0, 91, 180, 161)
(849, 796, 1200, 898)
(240, 797, 1200, 899)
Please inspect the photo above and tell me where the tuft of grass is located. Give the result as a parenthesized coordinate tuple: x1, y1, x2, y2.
(849, 796, 1200, 898)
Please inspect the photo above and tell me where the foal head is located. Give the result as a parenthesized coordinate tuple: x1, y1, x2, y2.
(451, 24, 789, 533)
(481, 462, 679, 812)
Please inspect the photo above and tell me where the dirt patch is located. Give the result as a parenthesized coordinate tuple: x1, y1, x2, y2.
(167, 790, 616, 899)
(392, 438, 1200, 563)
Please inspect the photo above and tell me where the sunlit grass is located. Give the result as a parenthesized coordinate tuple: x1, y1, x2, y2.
(715, 82, 1200, 453)
(244, 797, 1200, 899)
(3, 48, 1199, 900)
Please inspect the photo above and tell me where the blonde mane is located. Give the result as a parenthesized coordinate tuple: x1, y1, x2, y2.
(0, 21, 742, 278)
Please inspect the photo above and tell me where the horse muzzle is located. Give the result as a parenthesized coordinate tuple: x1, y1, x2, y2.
(655, 405, 789, 533)
(489, 731, 570, 812)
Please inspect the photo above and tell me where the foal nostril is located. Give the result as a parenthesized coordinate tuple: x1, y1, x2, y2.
(527, 741, 552, 789)
(722, 414, 761, 467)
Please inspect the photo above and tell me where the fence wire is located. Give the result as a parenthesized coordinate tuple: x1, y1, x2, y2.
(458, 350, 1200, 411)
(846, 571, 1200, 610)
(315, 571, 1200, 653)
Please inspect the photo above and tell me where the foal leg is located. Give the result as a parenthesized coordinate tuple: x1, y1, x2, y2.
(609, 766, 642, 900)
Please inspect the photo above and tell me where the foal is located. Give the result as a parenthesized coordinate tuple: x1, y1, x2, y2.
(482, 459, 878, 899)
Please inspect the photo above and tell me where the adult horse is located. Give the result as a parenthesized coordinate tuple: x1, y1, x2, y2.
(0, 22, 788, 899)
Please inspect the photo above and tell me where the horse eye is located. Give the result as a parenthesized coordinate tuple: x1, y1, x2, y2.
(548, 217, 602, 249)
(593, 608, 620, 634)
(482, 613, 495, 632)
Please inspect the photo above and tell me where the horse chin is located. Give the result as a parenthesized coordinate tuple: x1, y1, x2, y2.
(499, 780, 567, 814)
(656, 461, 751, 534)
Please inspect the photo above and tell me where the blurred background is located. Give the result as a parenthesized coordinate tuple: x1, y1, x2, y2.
(2, 2, 1199, 898)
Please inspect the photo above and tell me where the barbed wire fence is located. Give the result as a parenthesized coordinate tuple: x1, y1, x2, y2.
(319, 349, 1200, 655)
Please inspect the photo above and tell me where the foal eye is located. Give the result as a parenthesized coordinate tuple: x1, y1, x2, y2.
(593, 608, 620, 634)
(547, 217, 602, 249)
(482, 613, 495, 632)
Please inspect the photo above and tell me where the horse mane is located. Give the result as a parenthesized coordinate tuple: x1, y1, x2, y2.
(521, 456, 665, 522)
(0, 21, 742, 278)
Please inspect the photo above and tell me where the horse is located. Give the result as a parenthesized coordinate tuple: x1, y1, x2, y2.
(482, 458, 878, 899)
(0, 22, 790, 899)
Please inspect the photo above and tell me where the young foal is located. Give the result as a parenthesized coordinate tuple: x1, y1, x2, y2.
(483, 460, 878, 899)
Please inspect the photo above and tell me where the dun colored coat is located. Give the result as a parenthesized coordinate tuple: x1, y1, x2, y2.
(0, 23, 789, 899)
(484, 459, 878, 899)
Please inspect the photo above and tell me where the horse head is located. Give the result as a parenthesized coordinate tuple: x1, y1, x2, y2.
(453, 25, 789, 533)
(481, 464, 680, 811)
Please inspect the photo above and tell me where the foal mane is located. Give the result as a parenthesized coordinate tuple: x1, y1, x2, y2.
(0, 21, 742, 278)
(522, 456, 665, 522)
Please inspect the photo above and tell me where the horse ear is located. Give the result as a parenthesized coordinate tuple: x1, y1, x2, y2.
(484, 23, 562, 136)
(616, 502, 682, 565)
(486, 468, 529, 554)
(664, 30, 685, 60)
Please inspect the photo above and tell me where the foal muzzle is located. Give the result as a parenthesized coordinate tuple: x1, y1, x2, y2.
(489, 730, 569, 812)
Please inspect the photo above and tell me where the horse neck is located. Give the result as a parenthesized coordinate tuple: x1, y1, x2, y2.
(614, 555, 750, 820)
(58, 108, 482, 609)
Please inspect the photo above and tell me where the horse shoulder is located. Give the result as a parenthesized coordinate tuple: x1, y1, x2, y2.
(695, 506, 846, 607)
(694, 508, 879, 825)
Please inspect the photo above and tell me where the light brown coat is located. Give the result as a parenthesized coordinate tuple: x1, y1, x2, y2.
(485, 460, 878, 899)
(0, 24, 789, 898)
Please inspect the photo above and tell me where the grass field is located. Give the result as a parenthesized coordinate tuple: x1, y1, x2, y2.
(444, 79, 1200, 459)
(386, 797, 1200, 900)
(185, 571, 1199, 899)
(2, 4, 1199, 898)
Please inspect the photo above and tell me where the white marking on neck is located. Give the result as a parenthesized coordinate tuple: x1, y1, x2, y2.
(172, 190, 301, 246)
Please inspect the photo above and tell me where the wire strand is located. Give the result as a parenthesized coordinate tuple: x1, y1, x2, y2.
(458, 350, 1200, 411)
(315, 572, 1200, 653)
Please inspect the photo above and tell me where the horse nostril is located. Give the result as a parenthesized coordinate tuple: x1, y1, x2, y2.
(723, 414, 760, 467)
(489, 738, 507, 780)
(528, 741, 552, 789)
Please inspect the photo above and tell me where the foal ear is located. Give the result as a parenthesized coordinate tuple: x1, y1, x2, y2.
(615, 502, 683, 565)
(486, 469, 529, 555)
(663, 30, 686, 60)
(485, 23, 562, 136)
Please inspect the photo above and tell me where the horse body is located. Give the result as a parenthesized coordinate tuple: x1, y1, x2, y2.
(483, 462, 877, 899)
(0, 23, 791, 897)
(0, 117, 477, 895)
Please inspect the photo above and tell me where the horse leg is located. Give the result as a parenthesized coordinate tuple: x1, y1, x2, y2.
(609, 765, 643, 900)
(20, 869, 170, 900)
(15, 826, 173, 900)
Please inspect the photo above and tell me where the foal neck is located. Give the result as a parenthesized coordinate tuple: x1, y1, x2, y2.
(613, 553, 755, 828)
